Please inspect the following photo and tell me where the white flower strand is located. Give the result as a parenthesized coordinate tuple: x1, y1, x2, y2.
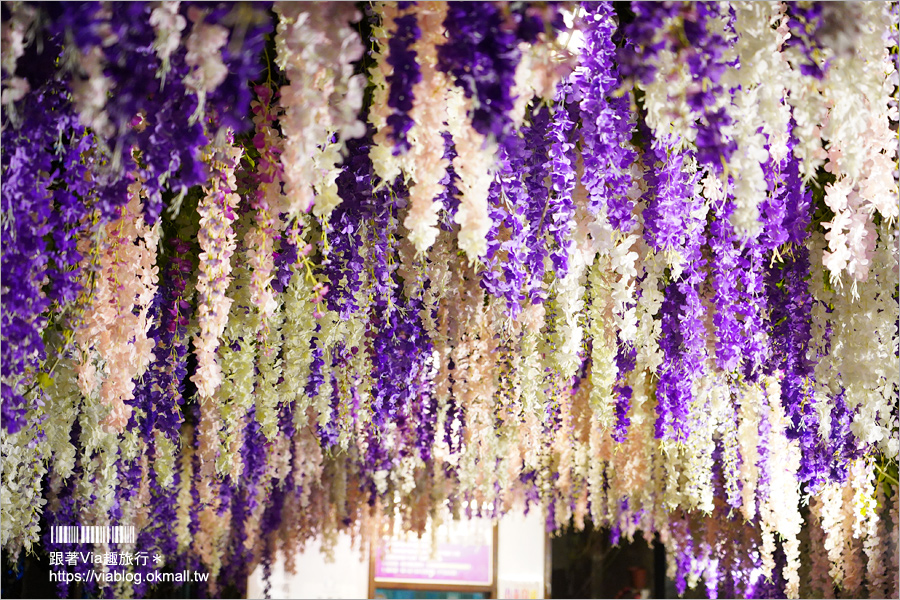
(722, 1, 790, 236)
(736, 382, 762, 522)
(862, 465, 887, 598)
(808, 495, 833, 598)
(0, 1, 35, 106)
(891, 491, 900, 599)
(274, 2, 365, 217)
(279, 222, 317, 430)
(758, 376, 803, 599)
(183, 7, 229, 121)
(812, 225, 900, 456)
(191, 138, 241, 401)
(403, 1, 451, 254)
(446, 87, 493, 262)
(819, 480, 848, 589)
(368, 2, 403, 186)
(215, 224, 257, 478)
(149, 1, 186, 80)
(815, 3, 897, 284)
(682, 376, 718, 513)
(71, 45, 114, 138)
(553, 217, 589, 381)
(0, 423, 48, 555)
(587, 252, 617, 431)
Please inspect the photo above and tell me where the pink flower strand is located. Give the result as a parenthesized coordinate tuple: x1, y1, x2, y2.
(191, 135, 242, 400)
(74, 176, 159, 432)
(246, 85, 285, 324)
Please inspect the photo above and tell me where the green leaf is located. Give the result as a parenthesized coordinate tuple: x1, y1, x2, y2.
(36, 372, 53, 390)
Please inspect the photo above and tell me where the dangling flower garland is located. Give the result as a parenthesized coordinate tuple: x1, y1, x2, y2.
(402, 1, 451, 255)
(0, 3, 897, 599)
(274, 1, 366, 217)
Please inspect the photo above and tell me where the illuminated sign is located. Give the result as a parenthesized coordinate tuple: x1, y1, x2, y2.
(373, 519, 493, 587)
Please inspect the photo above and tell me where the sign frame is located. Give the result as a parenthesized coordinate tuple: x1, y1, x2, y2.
(367, 524, 499, 599)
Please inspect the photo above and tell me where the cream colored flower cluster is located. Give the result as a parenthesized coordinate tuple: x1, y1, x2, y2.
(183, 6, 229, 119)
(369, 2, 402, 185)
(446, 89, 494, 262)
(722, 1, 791, 236)
(274, 1, 365, 218)
(811, 225, 900, 457)
(796, 3, 897, 285)
(149, 1, 186, 79)
(403, 2, 453, 254)
(0, 1, 34, 106)
(192, 137, 241, 401)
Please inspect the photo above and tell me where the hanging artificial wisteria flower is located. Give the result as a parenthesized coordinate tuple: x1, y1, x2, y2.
(1, 3, 898, 600)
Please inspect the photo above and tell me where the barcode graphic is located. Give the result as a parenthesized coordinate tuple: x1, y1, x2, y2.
(50, 525, 136, 544)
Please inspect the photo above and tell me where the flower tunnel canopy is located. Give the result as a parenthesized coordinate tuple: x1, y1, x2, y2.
(1, 1, 898, 599)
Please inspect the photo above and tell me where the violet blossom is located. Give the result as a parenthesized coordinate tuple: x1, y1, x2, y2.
(386, 10, 422, 153)
(574, 1, 637, 229)
(437, 1, 521, 143)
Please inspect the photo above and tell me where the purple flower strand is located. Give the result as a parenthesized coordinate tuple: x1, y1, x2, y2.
(48, 2, 204, 224)
(621, 2, 737, 169)
(670, 518, 693, 596)
(369, 288, 432, 441)
(45, 130, 97, 307)
(735, 242, 769, 380)
(437, 131, 461, 231)
(324, 135, 372, 318)
(508, 3, 564, 44)
(438, 1, 521, 142)
(129, 238, 194, 440)
(480, 129, 529, 315)
(306, 327, 327, 411)
(617, 3, 680, 86)
(760, 128, 850, 489)
(611, 389, 631, 446)
(546, 95, 578, 277)
(573, 1, 637, 230)
(386, 10, 422, 153)
(1, 104, 55, 428)
(643, 141, 706, 442)
(611, 342, 636, 443)
(272, 227, 299, 295)
(0, 80, 102, 432)
(43, 2, 269, 225)
(722, 399, 743, 510)
(641, 141, 695, 254)
(681, 2, 737, 169)
(521, 105, 553, 304)
(367, 162, 404, 316)
(316, 351, 343, 449)
(133, 441, 181, 595)
(717, 136, 788, 379)
(782, 3, 830, 79)
(655, 283, 691, 441)
(1, 3, 893, 594)
(202, 3, 273, 133)
(825, 390, 864, 484)
(709, 197, 743, 372)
